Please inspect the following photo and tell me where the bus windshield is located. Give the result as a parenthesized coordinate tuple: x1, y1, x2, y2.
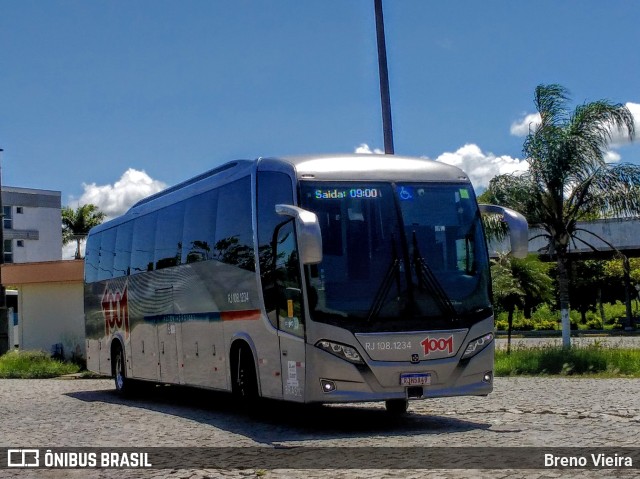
(300, 181, 491, 332)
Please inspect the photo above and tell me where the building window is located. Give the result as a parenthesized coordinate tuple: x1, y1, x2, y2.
(3, 206, 12, 230)
(3, 239, 12, 263)
(17, 240, 24, 247)
(16, 206, 24, 214)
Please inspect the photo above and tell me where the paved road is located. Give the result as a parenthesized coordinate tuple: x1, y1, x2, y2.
(2, 377, 639, 479)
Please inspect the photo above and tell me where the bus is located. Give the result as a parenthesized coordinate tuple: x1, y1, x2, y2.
(84, 154, 527, 412)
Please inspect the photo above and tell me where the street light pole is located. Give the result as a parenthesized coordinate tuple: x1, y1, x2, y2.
(374, 0, 394, 155)
(0, 148, 7, 354)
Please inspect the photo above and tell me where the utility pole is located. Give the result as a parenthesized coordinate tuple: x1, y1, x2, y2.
(0, 148, 8, 355)
(374, 0, 394, 154)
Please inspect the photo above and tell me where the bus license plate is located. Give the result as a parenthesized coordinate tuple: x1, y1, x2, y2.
(400, 373, 431, 386)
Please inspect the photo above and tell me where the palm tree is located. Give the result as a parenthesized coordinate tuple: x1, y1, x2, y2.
(491, 254, 553, 353)
(62, 204, 106, 259)
(483, 84, 639, 347)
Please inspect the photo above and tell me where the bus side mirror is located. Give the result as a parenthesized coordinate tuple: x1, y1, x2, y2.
(479, 204, 529, 258)
(275, 204, 323, 264)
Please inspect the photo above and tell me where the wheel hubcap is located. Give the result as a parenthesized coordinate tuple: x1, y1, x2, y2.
(115, 355, 124, 390)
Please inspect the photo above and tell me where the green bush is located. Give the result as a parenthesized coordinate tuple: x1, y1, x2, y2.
(513, 317, 534, 331)
(533, 318, 557, 330)
(494, 301, 638, 331)
(586, 318, 601, 330)
(530, 304, 558, 323)
(604, 301, 627, 321)
(497, 306, 557, 330)
(0, 350, 81, 379)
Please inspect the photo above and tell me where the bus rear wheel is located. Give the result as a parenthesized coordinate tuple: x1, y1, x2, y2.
(385, 399, 408, 414)
(232, 345, 258, 403)
(113, 344, 131, 395)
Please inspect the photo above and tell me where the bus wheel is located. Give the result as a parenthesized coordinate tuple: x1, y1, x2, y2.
(385, 399, 408, 414)
(113, 344, 129, 395)
(232, 345, 258, 402)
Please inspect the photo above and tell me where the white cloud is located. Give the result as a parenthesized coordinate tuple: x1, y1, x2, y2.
(62, 169, 166, 259)
(355, 143, 384, 154)
(604, 150, 621, 163)
(432, 144, 529, 189)
(354, 142, 527, 189)
(79, 168, 167, 219)
(609, 102, 640, 146)
(510, 102, 639, 163)
(628, 102, 640, 134)
(511, 103, 640, 146)
(510, 112, 541, 137)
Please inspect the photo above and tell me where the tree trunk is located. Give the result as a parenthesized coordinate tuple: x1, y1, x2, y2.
(597, 287, 606, 329)
(623, 256, 633, 330)
(507, 307, 514, 355)
(557, 253, 571, 348)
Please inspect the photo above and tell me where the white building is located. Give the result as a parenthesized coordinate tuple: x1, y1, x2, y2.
(3, 186, 62, 263)
(1, 186, 73, 357)
(2, 261, 84, 359)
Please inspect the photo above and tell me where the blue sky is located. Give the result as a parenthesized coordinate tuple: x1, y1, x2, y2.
(2, 0, 639, 216)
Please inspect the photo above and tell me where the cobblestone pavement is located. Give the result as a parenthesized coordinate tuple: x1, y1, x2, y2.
(1, 376, 639, 479)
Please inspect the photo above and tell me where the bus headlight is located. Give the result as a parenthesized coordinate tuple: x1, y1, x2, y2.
(315, 340, 364, 365)
(461, 333, 494, 360)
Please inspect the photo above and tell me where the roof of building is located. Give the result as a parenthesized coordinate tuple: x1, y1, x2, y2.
(2, 186, 61, 208)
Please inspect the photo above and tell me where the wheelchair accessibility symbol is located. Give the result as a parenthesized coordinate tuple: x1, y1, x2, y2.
(398, 186, 413, 201)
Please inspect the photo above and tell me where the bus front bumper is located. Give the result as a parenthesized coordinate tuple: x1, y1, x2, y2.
(304, 340, 494, 404)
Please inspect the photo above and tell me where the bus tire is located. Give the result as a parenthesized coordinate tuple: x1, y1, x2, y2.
(112, 343, 131, 395)
(232, 344, 258, 403)
(385, 399, 408, 414)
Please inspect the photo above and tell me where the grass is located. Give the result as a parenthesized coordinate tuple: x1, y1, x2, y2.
(495, 344, 640, 377)
(0, 350, 81, 379)
(2, 345, 639, 379)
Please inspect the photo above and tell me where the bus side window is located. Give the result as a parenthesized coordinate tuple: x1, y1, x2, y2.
(155, 202, 185, 269)
(97, 227, 117, 281)
(114, 222, 132, 277)
(182, 189, 218, 264)
(85, 233, 101, 283)
(256, 171, 295, 327)
(215, 177, 254, 271)
(131, 213, 157, 274)
(273, 221, 304, 337)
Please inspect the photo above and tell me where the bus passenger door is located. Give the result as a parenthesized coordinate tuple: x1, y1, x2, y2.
(274, 221, 306, 402)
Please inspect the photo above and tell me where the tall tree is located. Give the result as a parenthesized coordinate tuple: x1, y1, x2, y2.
(483, 84, 639, 347)
(491, 254, 554, 353)
(62, 204, 106, 259)
(569, 260, 607, 326)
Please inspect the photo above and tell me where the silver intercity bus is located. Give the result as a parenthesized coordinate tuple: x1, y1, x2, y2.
(84, 154, 527, 412)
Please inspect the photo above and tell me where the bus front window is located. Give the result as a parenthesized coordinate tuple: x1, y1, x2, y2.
(300, 182, 491, 332)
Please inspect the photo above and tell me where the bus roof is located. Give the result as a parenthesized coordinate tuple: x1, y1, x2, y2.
(260, 154, 470, 183)
(89, 154, 470, 235)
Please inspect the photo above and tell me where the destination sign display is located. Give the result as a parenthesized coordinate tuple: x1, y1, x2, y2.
(314, 188, 383, 200)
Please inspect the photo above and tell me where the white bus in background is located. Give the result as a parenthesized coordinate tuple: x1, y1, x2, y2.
(84, 154, 527, 412)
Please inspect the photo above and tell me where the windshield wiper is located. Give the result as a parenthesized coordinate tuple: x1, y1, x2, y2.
(411, 231, 458, 320)
(367, 239, 402, 321)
